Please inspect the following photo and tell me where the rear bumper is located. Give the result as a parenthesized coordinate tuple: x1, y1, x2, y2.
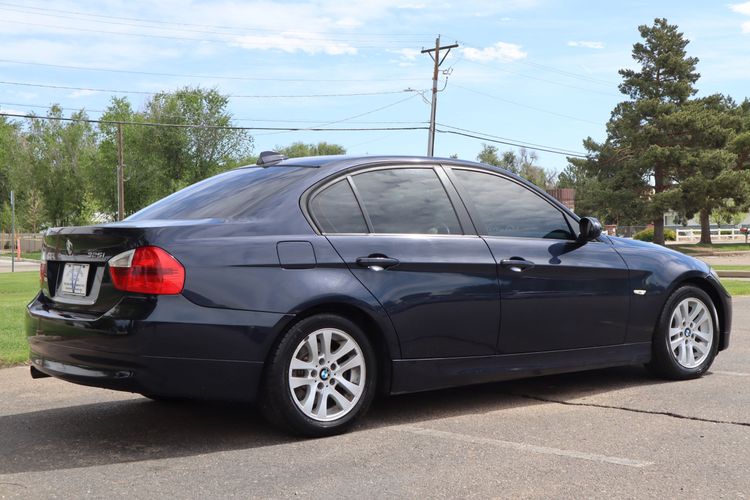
(26, 292, 292, 401)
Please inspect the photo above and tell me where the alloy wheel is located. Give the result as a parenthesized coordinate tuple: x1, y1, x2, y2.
(288, 328, 366, 422)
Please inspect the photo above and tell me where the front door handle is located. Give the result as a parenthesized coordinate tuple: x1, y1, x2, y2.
(356, 255, 399, 271)
(500, 258, 535, 273)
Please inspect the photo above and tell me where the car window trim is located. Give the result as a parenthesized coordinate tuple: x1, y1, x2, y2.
(345, 175, 374, 233)
(444, 165, 578, 241)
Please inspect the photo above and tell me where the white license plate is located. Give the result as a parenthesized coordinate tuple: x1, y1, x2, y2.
(60, 263, 90, 296)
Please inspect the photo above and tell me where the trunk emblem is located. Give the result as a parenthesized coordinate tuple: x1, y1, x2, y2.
(65, 239, 73, 256)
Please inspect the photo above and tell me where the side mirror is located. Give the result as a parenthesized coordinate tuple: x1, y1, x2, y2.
(578, 217, 602, 242)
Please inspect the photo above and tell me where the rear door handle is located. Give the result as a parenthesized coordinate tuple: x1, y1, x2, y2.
(500, 258, 535, 273)
(356, 256, 399, 271)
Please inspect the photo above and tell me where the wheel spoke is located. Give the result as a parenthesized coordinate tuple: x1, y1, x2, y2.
(305, 335, 319, 362)
(290, 376, 313, 389)
(337, 355, 362, 374)
(690, 306, 706, 326)
(692, 340, 707, 356)
(333, 339, 355, 363)
(670, 335, 683, 350)
(301, 386, 316, 414)
(328, 388, 351, 410)
(694, 329, 712, 343)
(685, 344, 696, 366)
(336, 376, 363, 398)
(290, 358, 315, 371)
(320, 330, 333, 359)
(315, 388, 329, 418)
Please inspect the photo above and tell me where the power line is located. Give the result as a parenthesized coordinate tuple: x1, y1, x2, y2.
(436, 123, 587, 156)
(0, 111, 586, 157)
(0, 80, 418, 98)
(436, 128, 587, 158)
(0, 1, 432, 38)
(0, 19, 414, 49)
(452, 84, 603, 126)
(0, 4, 429, 43)
(461, 59, 620, 98)
(0, 58, 422, 83)
(0, 101, 428, 125)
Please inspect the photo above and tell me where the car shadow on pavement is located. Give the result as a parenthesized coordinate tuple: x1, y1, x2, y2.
(0, 365, 666, 475)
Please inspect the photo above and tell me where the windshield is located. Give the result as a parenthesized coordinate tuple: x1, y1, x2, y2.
(126, 167, 311, 221)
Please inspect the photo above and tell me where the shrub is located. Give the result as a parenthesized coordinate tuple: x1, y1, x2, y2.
(633, 228, 675, 242)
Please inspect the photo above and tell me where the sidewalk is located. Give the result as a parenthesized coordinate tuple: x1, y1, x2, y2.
(0, 257, 39, 273)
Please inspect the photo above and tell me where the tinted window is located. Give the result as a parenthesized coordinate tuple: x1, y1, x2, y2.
(352, 168, 461, 235)
(453, 169, 574, 239)
(309, 180, 368, 233)
(127, 167, 311, 221)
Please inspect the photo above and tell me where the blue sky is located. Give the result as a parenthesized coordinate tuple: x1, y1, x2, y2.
(1, 0, 750, 173)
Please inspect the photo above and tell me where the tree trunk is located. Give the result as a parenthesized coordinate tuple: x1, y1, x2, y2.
(653, 216, 665, 245)
(699, 209, 712, 245)
(653, 164, 665, 245)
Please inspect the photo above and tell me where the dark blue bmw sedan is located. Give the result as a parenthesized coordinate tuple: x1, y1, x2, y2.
(26, 153, 732, 436)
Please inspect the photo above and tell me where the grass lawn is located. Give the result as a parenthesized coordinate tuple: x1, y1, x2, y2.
(670, 243, 750, 255)
(0, 271, 37, 366)
(712, 265, 750, 271)
(721, 279, 750, 296)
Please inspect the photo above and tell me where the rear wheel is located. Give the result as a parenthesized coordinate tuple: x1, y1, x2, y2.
(647, 285, 718, 380)
(260, 314, 377, 437)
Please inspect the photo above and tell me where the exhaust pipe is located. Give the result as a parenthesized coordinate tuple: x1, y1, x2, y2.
(30, 366, 50, 379)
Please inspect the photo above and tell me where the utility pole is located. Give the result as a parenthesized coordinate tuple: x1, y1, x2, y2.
(10, 190, 15, 272)
(116, 122, 125, 221)
(421, 36, 458, 156)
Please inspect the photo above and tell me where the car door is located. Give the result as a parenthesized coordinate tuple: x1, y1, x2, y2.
(307, 165, 500, 359)
(447, 167, 631, 354)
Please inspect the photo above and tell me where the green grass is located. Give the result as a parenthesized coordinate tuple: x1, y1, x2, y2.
(712, 265, 750, 271)
(721, 279, 750, 296)
(0, 271, 38, 366)
(670, 243, 750, 255)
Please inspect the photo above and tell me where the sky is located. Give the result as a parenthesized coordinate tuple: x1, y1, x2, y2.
(1, 0, 750, 173)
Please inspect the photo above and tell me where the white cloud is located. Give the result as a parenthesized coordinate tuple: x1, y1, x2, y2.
(68, 89, 100, 98)
(462, 42, 527, 63)
(567, 40, 605, 49)
(388, 48, 421, 61)
(729, 1, 750, 15)
(744, 21, 750, 33)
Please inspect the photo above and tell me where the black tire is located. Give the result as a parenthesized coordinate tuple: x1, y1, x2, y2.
(260, 313, 377, 437)
(647, 285, 719, 380)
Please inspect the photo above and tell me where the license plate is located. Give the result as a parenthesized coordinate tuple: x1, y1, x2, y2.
(60, 263, 90, 296)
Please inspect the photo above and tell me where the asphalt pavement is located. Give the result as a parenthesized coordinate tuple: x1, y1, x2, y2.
(1, 298, 749, 499)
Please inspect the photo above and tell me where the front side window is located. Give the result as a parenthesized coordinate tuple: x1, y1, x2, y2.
(453, 169, 574, 240)
(352, 168, 462, 235)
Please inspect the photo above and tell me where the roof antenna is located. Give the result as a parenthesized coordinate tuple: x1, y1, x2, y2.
(257, 151, 287, 166)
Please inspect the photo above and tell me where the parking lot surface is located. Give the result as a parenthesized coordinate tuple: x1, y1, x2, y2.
(1, 298, 749, 499)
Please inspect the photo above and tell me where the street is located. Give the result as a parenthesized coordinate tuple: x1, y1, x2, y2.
(1, 298, 748, 498)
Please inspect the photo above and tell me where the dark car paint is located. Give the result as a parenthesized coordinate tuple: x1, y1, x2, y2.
(26, 155, 733, 401)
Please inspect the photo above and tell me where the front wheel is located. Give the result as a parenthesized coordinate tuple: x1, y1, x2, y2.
(260, 314, 377, 437)
(647, 285, 719, 380)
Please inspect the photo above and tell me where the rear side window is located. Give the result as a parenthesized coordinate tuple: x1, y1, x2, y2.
(352, 168, 462, 235)
(127, 167, 311, 221)
(309, 180, 368, 233)
(453, 169, 574, 240)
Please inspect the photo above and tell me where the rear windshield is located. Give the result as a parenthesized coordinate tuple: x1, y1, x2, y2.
(126, 167, 310, 221)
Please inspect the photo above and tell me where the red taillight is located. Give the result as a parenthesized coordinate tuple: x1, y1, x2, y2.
(108, 246, 185, 295)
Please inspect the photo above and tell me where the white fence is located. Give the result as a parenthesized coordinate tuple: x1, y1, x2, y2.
(675, 228, 749, 243)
